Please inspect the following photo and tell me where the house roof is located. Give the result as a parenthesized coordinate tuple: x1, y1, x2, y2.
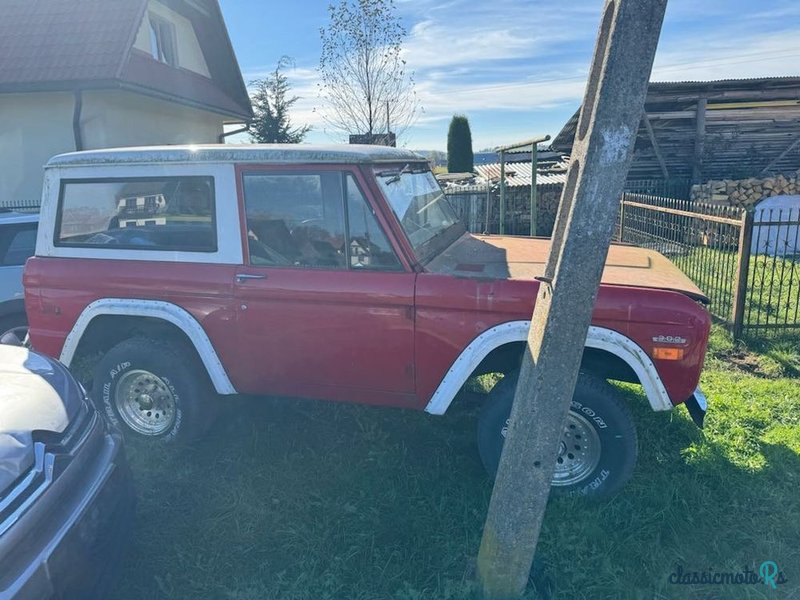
(552, 77, 800, 181)
(0, 0, 251, 121)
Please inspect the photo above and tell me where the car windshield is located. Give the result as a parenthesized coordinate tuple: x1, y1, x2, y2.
(374, 165, 464, 262)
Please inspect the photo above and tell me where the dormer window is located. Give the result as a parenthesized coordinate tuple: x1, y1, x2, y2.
(149, 14, 177, 66)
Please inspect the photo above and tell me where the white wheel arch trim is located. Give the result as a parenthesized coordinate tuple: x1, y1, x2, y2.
(424, 321, 673, 415)
(59, 298, 237, 395)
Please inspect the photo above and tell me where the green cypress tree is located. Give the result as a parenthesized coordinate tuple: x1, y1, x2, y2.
(447, 114, 474, 173)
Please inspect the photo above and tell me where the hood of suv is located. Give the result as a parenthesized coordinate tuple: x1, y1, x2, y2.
(0, 347, 80, 494)
(426, 233, 708, 301)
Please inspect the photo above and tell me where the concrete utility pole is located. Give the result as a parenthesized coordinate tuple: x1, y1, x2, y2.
(476, 1, 668, 598)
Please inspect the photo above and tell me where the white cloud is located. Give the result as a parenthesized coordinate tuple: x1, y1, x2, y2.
(652, 30, 800, 81)
(236, 0, 800, 150)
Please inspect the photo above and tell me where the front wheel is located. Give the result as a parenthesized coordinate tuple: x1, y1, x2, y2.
(477, 371, 638, 499)
(91, 337, 215, 445)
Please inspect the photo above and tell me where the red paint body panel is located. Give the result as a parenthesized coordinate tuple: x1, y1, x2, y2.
(413, 273, 709, 408)
(232, 267, 416, 396)
(24, 160, 712, 413)
(24, 257, 239, 370)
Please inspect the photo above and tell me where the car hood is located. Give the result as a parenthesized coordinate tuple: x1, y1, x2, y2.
(0, 347, 80, 494)
(426, 233, 708, 301)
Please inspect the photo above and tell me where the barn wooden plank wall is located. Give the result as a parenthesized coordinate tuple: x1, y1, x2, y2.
(553, 77, 800, 183)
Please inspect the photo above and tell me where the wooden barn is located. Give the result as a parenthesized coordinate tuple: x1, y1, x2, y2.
(552, 77, 800, 190)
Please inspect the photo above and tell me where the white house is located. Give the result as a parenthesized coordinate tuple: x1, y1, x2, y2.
(0, 0, 252, 205)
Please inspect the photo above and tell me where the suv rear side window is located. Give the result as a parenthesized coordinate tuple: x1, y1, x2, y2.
(55, 177, 216, 252)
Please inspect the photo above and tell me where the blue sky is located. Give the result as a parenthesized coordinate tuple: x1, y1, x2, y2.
(220, 0, 800, 151)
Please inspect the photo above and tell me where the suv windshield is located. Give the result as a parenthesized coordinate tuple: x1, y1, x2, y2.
(375, 165, 464, 262)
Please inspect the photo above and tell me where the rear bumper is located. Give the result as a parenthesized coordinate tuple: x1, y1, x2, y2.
(684, 387, 708, 428)
(1, 422, 135, 599)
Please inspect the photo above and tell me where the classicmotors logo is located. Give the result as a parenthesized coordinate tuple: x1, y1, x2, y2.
(669, 562, 788, 589)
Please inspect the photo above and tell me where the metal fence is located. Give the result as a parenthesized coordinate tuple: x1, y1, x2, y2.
(444, 178, 688, 238)
(745, 206, 800, 339)
(444, 184, 564, 237)
(0, 198, 40, 212)
(618, 193, 800, 340)
(624, 178, 692, 199)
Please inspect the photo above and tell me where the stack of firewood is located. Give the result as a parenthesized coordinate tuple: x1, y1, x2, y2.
(691, 171, 800, 207)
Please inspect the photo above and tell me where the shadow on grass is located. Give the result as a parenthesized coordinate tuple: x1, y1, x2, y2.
(110, 387, 799, 600)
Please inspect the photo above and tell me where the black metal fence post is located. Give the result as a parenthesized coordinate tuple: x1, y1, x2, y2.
(732, 210, 754, 339)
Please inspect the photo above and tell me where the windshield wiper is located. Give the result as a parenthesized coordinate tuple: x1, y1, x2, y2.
(376, 163, 414, 185)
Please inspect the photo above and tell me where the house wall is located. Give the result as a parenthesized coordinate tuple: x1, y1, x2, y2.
(0, 92, 76, 205)
(0, 90, 225, 205)
(133, 0, 211, 77)
(80, 90, 223, 148)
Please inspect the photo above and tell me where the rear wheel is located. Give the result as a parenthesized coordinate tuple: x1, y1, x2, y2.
(0, 313, 28, 346)
(477, 371, 638, 498)
(91, 337, 215, 444)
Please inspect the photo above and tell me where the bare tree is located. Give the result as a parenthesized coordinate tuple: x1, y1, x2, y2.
(318, 0, 419, 141)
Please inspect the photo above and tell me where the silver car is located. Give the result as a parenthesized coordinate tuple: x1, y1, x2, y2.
(0, 345, 134, 598)
(0, 211, 38, 344)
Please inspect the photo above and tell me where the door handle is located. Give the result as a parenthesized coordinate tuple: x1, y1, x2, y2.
(235, 273, 267, 282)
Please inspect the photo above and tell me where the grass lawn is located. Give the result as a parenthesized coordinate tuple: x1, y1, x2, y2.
(109, 328, 799, 599)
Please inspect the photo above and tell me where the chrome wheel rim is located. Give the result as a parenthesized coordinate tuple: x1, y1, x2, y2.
(0, 325, 29, 347)
(115, 370, 177, 436)
(552, 412, 602, 486)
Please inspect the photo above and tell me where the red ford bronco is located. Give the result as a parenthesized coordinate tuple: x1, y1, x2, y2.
(24, 145, 710, 497)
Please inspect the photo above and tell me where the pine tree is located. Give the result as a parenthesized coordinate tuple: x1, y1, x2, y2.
(447, 115, 474, 173)
(249, 57, 311, 144)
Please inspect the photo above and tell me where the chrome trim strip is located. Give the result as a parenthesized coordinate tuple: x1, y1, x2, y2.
(693, 387, 708, 411)
(0, 411, 98, 537)
(0, 444, 52, 537)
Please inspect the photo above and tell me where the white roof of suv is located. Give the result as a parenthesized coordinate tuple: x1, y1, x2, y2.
(47, 144, 425, 168)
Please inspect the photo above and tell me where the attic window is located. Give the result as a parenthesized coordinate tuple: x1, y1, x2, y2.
(149, 14, 177, 67)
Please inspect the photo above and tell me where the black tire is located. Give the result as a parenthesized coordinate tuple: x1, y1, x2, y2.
(0, 312, 28, 346)
(91, 337, 215, 444)
(477, 371, 638, 499)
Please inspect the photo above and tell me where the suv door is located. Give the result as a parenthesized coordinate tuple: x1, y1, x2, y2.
(233, 165, 416, 403)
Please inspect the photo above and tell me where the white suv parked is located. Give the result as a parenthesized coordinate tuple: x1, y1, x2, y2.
(0, 210, 38, 344)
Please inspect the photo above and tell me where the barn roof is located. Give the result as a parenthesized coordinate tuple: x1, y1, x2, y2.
(474, 161, 569, 187)
(552, 77, 800, 182)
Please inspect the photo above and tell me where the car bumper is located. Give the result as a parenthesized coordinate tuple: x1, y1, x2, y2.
(1, 421, 135, 599)
(684, 387, 708, 428)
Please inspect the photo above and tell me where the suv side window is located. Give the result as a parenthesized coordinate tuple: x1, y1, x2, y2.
(243, 171, 402, 271)
(55, 177, 216, 252)
(243, 172, 347, 269)
(345, 174, 401, 271)
(2, 226, 37, 266)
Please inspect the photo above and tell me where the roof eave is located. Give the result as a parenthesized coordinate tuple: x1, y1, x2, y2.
(0, 79, 251, 121)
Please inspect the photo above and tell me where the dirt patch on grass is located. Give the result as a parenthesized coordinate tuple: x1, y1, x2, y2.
(707, 325, 800, 379)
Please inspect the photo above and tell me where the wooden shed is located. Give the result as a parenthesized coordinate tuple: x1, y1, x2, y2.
(552, 77, 800, 184)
